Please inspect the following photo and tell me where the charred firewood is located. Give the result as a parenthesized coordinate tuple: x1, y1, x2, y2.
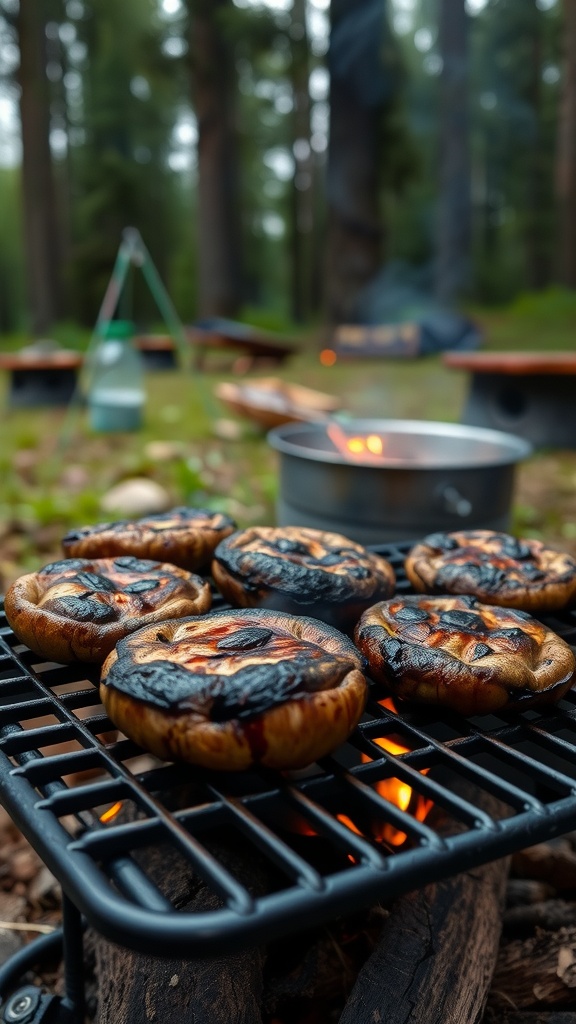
(511, 843, 576, 893)
(507, 880, 557, 908)
(91, 793, 273, 1024)
(488, 927, 576, 1011)
(483, 1011, 576, 1023)
(503, 901, 576, 939)
(338, 787, 510, 1024)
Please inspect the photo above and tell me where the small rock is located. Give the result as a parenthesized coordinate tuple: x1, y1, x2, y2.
(59, 465, 90, 490)
(0, 893, 26, 922)
(100, 478, 171, 517)
(28, 865, 59, 905)
(212, 419, 243, 441)
(144, 441, 185, 462)
(10, 848, 41, 883)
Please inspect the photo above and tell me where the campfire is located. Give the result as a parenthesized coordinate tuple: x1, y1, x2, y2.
(268, 418, 532, 544)
(3, 540, 576, 1022)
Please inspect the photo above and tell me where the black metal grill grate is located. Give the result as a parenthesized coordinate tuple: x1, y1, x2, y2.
(2, 540, 576, 957)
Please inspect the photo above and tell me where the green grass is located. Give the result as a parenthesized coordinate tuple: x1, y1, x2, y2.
(0, 294, 575, 582)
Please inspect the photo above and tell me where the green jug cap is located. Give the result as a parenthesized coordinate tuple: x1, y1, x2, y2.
(101, 320, 135, 340)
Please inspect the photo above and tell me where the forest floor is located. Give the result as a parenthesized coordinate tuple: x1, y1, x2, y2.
(1, 294, 576, 588)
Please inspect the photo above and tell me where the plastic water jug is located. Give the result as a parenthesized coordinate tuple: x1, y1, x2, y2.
(88, 320, 145, 432)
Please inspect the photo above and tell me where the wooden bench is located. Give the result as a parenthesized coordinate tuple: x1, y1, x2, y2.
(0, 350, 84, 408)
(442, 350, 576, 448)
(134, 335, 179, 371)
(187, 320, 298, 373)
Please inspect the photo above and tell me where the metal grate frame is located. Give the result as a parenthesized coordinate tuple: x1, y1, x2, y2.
(1, 540, 576, 957)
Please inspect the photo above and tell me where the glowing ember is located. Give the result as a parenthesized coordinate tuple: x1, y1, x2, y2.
(367, 737, 432, 846)
(320, 348, 337, 366)
(100, 801, 123, 823)
(325, 422, 402, 465)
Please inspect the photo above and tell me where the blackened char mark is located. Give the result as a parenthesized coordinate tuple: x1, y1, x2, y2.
(124, 579, 161, 594)
(72, 571, 117, 593)
(436, 561, 509, 593)
(41, 559, 86, 574)
(216, 627, 274, 652)
(394, 606, 429, 623)
(105, 652, 355, 720)
(438, 609, 485, 632)
(114, 557, 156, 574)
(51, 595, 118, 623)
(424, 532, 459, 552)
(471, 643, 493, 661)
(499, 536, 532, 560)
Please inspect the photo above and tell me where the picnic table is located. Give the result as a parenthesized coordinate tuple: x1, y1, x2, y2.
(0, 348, 84, 408)
(134, 335, 178, 370)
(442, 350, 576, 448)
(187, 319, 298, 372)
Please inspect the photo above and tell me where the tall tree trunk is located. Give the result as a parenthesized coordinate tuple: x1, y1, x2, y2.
(289, 0, 314, 324)
(557, 0, 576, 288)
(17, 0, 61, 334)
(187, 0, 243, 319)
(435, 0, 472, 305)
(324, 0, 386, 327)
(524, 6, 549, 290)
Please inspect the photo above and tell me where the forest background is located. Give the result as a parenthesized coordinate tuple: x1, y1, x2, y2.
(1, 0, 576, 338)
(1, 0, 576, 589)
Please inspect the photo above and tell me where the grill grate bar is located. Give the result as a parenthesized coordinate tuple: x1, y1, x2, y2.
(2, 542, 576, 954)
(206, 787, 325, 891)
(357, 707, 545, 812)
(315, 762, 445, 849)
(280, 783, 388, 869)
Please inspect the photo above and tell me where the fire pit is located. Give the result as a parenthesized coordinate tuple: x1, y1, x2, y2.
(268, 418, 532, 544)
(2, 545, 576, 1020)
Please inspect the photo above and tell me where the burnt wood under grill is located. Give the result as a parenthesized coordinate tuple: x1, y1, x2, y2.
(0, 541, 576, 964)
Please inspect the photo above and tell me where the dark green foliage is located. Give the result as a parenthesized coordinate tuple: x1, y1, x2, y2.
(0, 0, 572, 335)
(0, 168, 24, 332)
(68, 0, 182, 324)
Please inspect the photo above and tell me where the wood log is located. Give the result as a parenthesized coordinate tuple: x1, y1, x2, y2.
(338, 789, 510, 1024)
(488, 927, 576, 1011)
(338, 856, 509, 1024)
(484, 1012, 576, 1024)
(511, 844, 576, 892)
(91, 821, 272, 1024)
(503, 901, 576, 939)
(91, 783, 509, 1023)
(507, 880, 557, 908)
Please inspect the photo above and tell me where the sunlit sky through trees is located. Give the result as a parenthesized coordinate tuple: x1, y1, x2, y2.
(1, 0, 536, 171)
(0, 0, 560, 249)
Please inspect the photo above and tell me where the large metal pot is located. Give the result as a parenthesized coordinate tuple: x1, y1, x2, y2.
(267, 419, 532, 544)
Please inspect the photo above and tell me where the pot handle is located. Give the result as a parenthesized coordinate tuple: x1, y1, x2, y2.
(438, 484, 473, 518)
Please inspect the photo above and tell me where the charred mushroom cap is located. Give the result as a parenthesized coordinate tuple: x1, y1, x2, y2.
(405, 530, 576, 613)
(354, 594, 576, 716)
(211, 525, 396, 630)
(61, 507, 237, 572)
(100, 607, 368, 771)
(4, 556, 212, 664)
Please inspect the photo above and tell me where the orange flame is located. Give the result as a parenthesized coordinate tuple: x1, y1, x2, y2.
(99, 801, 123, 823)
(361, 696, 432, 845)
(366, 738, 432, 846)
(325, 422, 393, 465)
(294, 699, 432, 850)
